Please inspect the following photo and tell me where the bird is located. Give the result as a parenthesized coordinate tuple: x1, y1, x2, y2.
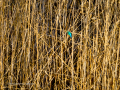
(67, 31, 72, 38)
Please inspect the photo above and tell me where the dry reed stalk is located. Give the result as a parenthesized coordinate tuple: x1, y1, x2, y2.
(0, 0, 120, 90)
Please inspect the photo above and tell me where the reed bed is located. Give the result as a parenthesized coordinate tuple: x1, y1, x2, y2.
(0, 0, 120, 90)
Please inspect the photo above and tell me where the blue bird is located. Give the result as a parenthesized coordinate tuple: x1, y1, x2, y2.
(67, 31, 72, 38)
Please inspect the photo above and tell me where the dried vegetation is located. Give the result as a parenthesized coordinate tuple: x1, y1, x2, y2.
(0, 0, 120, 89)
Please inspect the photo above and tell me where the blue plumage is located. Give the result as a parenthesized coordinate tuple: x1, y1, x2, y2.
(67, 31, 72, 38)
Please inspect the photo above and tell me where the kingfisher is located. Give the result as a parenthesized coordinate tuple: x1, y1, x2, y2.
(67, 31, 72, 38)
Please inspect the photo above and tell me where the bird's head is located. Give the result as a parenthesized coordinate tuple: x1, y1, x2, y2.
(67, 31, 70, 34)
